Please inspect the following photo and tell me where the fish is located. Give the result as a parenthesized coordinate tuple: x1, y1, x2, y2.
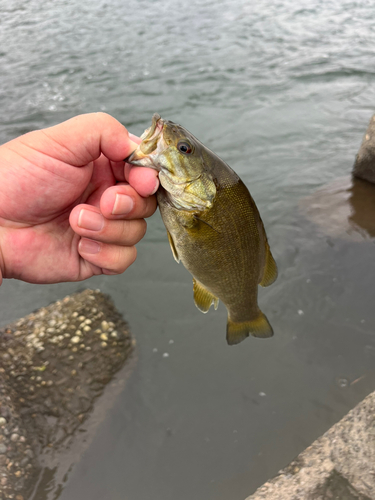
(127, 114, 277, 345)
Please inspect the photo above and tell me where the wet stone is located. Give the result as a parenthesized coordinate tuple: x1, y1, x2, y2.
(101, 321, 109, 331)
(353, 114, 375, 184)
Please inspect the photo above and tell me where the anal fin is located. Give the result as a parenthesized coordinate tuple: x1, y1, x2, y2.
(227, 310, 273, 345)
(260, 241, 278, 287)
(193, 278, 219, 313)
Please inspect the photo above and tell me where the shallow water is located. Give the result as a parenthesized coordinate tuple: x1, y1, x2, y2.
(1, 0, 375, 498)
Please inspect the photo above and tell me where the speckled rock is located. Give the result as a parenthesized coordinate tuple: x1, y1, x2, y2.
(0, 289, 135, 500)
(353, 114, 375, 184)
(246, 391, 375, 500)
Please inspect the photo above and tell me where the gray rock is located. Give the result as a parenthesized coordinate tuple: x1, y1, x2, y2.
(246, 391, 375, 500)
(353, 114, 375, 184)
(0, 443, 7, 454)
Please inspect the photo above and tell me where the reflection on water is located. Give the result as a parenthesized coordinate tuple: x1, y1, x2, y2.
(349, 177, 375, 239)
(301, 176, 375, 241)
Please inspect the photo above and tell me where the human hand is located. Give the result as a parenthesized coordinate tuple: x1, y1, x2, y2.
(0, 113, 159, 284)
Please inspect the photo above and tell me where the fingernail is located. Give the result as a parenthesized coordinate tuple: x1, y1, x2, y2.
(150, 178, 159, 195)
(129, 133, 140, 143)
(78, 209, 104, 231)
(79, 238, 101, 254)
(128, 136, 140, 151)
(112, 194, 134, 215)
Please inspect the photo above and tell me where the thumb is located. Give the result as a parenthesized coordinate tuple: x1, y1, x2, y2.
(25, 112, 139, 166)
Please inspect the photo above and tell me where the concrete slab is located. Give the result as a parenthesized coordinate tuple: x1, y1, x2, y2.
(247, 391, 375, 500)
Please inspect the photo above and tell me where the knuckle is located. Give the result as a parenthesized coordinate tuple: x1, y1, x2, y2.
(145, 196, 158, 216)
(116, 245, 137, 272)
(111, 245, 137, 274)
(97, 244, 138, 275)
(94, 111, 110, 122)
(138, 219, 147, 239)
(119, 219, 147, 244)
(127, 246, 137, 267)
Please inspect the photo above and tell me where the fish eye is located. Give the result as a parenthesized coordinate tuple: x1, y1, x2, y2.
(177, 141, 192, 154)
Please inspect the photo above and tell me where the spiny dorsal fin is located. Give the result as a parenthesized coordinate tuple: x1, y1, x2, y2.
(193, 278, 219, 313)
(226, 310, 273, 345)
(260, 241, 278, 287)
(167, 231, 180, 263)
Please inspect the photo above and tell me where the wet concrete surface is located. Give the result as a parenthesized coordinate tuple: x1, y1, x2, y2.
(0, 290, 135, 500)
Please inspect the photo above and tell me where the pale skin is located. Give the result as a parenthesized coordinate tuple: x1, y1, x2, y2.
(0, 113, 160, 285)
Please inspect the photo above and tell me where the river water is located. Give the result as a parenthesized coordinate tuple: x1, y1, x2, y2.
(1, 0, 375, 498)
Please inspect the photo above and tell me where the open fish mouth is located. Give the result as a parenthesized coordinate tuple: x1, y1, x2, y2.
(140, 113, 163, 142)
(126, 113, 166, 169)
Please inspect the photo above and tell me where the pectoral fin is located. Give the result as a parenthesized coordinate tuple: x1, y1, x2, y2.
(260, 241, 278, 287)
(226, 310, 273, 345)
(167, 231, 180, 263)
(193, 279, 219, 313)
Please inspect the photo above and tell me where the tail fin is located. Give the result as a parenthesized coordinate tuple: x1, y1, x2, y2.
(226, 311, 274, 345)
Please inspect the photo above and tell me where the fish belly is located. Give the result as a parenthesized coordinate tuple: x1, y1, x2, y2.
(158, 185, 263, 321)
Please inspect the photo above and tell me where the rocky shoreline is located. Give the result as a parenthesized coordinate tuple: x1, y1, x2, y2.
(0, 289, 135, 500)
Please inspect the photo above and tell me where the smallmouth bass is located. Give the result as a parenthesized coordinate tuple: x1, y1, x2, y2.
(127, 114, 277, 345)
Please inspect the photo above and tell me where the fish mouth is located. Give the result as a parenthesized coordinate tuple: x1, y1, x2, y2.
(140, 113, 163, 142)
(125, 113, 166, 170)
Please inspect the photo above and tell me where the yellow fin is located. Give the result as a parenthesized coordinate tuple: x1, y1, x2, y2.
(167, 231, 179, 263)
(193, 278, 219, 313)
(260, 241, 278, 287)
(226, 311, 273, 345)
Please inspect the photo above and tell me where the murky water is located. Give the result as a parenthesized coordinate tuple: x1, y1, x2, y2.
(1, 0, 375, 498)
